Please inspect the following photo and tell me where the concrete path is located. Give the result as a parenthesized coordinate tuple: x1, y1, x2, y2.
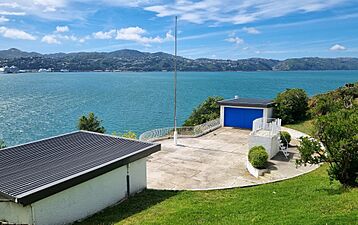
(147, 127, 319, 190)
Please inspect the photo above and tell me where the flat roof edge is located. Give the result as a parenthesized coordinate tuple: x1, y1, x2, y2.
(17, 143, 160, 206)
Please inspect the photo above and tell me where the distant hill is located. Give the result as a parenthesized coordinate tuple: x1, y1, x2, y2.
(273, 57, 358, 71)
(0, 48, 41, 59)
(1, 48, 358, 72)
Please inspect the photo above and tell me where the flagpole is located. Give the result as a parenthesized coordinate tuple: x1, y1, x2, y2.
(173, 16, 178, 146)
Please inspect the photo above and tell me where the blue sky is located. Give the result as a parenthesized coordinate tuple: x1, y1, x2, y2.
(0, 0, 357, 59)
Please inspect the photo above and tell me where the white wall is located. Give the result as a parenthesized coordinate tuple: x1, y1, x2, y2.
(0, 158, 147, 225)
(129, 158, 147, 195)
(248, 134, 279, 159)
(0, 201, 32, 224)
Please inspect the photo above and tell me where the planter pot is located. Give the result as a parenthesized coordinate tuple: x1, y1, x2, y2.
(246, 158, 268, 178)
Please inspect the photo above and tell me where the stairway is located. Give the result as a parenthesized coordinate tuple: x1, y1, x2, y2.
(278, 136, 289, 158)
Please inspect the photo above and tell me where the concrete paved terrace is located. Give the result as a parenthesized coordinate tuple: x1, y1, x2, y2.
(147, 127, 319, 190)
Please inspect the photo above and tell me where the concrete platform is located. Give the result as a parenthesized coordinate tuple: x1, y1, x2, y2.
(147, 127, 319, 190)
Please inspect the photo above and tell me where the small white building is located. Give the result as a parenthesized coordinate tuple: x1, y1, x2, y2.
(0, 131, 160, 225)
(218, 97, 274, 129)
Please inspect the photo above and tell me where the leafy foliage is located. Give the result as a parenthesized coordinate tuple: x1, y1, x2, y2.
(309, 82, 358, 117)
(77, 112, 106, 133)
(297, 107, 358, 187)
(0, 139, 6, 149)
(112, 131, 137, 139)
(183, 96, 223, 126)
(315, 107, 358, 187)
(248, 146, 268, 169)
(279, 131, 291, 146)
(274, 88, 309, 124)
(296, 136, 324, 166)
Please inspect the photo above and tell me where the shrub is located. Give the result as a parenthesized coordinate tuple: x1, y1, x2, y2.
(112, 131, 137, 139)
(274, 88, 309, 124)
(279, 131, 291, 146)
(183, 96, 224, 126)
(77, 112, 106, 133)
(0, 139, 6, 149)
(297, 107, 358, 187)
(248, 146, 268, 169)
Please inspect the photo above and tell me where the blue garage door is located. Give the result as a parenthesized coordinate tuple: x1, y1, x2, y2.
(224, 107, 263, 129)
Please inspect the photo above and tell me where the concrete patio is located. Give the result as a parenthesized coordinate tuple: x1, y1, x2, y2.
(147, 127, 319, 190)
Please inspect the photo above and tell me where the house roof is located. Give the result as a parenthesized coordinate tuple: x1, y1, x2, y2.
(0, 131, 160, 206)
(217, 97, 274, 108)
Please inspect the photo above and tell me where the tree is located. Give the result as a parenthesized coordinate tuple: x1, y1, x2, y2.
(274, 88, 309, 124)
(0, 139, 6, 149)
(296, 107, 358, 187)
(77, 112, 106, 133)
(183, 96, 224, 126)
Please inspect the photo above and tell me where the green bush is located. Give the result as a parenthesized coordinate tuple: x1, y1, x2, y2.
(112, 131, 137, 139)
(279, 131, 291, 146)
(297, 106, 358, 187)
(309, 82, 358, 117)
(183, 96, 223, 126)
(0, 139, 6, 149)
(77, 112, 106, 133)
(248, 146, 268, 169)
(274, 88, 309, 124)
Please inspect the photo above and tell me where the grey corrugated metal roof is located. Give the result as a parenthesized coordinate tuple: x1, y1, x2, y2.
(217, 97, 274, 108)
(0, 131, 160, 205)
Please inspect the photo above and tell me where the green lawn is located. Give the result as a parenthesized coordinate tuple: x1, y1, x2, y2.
(284, 119, 314, 136)
(78, 165, 358, 225)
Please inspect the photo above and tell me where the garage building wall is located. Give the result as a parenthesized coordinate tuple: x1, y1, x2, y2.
(220, 105, 272, 128)
(0, 158, 147, 225)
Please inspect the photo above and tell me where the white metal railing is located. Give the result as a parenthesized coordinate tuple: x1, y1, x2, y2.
(139, 118, 221, 142)
(252, 117, 281, 136)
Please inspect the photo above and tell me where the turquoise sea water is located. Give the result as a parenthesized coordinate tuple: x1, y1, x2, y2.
(0, 71, 357, 146)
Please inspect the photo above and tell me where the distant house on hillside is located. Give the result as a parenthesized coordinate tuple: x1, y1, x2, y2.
(3, 65, 19, 74)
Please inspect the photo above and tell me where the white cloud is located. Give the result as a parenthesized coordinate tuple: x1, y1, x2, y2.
(56, 25, 69, 33)
(93, 29, 116, 39)
(145, 0, 347, 24)
(330, 44, 346, 51)
(41, 33, 89, 44)
(243, 27, 260, 34)
(0, 26, 36, 40)
(0, 16, 9, 23)
(115, 26, 171, 44)
(0, 11, 26, 16)
(92, 27, 173, 45)
(0, 0, 86, 21)
(101, 0, 158, 7)
(225, 37, 244, 45)
(41, 34, 61, 44)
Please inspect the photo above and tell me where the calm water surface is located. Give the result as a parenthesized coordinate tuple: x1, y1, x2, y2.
(0, 71, 357, 145)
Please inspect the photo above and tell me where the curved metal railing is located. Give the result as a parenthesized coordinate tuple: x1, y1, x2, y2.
(139, 118, 221, 142)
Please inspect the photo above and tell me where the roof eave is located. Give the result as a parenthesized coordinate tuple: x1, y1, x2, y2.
(16, 143, 160, 206)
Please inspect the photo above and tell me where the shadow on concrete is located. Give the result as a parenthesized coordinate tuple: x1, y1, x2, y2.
(271, 151, 295, 162)
(75, 189, 179, 225)
(266, 161, 278, 171)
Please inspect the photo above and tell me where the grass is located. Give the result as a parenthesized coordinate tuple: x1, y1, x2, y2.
(77, 119, 357, 225)
(284, 119, 315, 136)
(78, 165, 358, 225)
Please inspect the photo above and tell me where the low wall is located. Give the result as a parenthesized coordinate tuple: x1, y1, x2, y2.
(248, 133, 279, 159)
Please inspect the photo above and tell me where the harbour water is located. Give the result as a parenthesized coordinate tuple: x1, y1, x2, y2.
(0, 70, 357, 145)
